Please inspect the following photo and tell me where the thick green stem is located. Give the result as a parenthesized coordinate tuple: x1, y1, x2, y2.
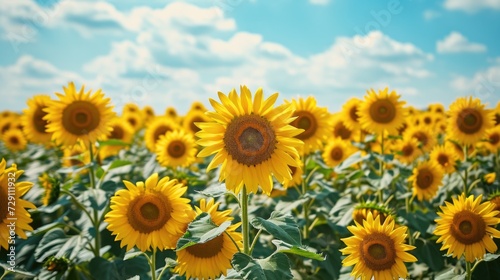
(301, 156, 311, 239)
(88, 142, 101, 257)
(241, 185, 250, 255)
(463, 145, 469, 196)
(150, 248, 157, 280)
(466, 261, 472, 280)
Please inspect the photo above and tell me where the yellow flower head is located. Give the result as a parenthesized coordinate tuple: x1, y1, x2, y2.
(447, 97, 494, 146)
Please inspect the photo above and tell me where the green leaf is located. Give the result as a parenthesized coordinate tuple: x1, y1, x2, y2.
(176, 212, 231, 251)
(89, 257, 121, 280)
(412, 239, 444, 271)
(334, 152, 363, 172)
(98, 139, 130, 147)
(87, 189, 109, 211)
(483, 253, 500, 262)
(272, 240, 324, 261)
(435, 267, 465, 280)
(109, 159, 132, 170)
(96, 166, 105, 179)
(231, 253, 293, 280)
(251, 211, 301, 246)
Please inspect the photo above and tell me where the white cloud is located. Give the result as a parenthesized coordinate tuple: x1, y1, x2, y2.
(309, 0, 330, 5)
(450, 59, 500, 105)
(0, 55, 83, 109)
(423, 10, 441, 20)
(437, 32, 487, 53)
(0, 1, 436, 114)
(444, 0, 500, 12)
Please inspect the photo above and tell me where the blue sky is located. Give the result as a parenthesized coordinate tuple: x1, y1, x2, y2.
(0, 0, 499, 115)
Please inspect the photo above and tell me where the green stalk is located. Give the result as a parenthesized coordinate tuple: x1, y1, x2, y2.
(463, 145, 469, 196)
(465, 261, 472, 280)
(88, 142, 101, 257)
(150, 248, 157, 280)
(241, 185, 250, 255)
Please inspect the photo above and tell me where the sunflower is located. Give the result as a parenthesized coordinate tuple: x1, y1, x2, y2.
(409, 160, 444, 201)
(352, 203, 394, 226)
(418, 111, 437, 129)
(403, 125, 436, 153)
(341, 98, 362, 130)
(2, 128, 27, 152)
(331, 116, 358, 141)
(155, 130, 197, 168)
(447, 97, 494, 146)
(39, 173, 60, 206)
(483, 126, 500, 153)
(428, 103, 445, 115)
(0, 159, 36, 250)
(394, 137, 422, 165)
(0, 111, 16, 119)
(105, 173, 193, 252)
(62, 142, 92, 170)
(182, 109, 210, 135)
(99, 118, 135, 160)
(322, 139, 355, 167)
(21, 94, 52, 144)
(141, 105, 155, 124)
(196, 86, 303, 195)
(493, 103, 500, 126)
(122, 103, 141, 115)
(44, 82, 115, 147)
(189, 101, 207, 112)
(341, 212, 416, 280)
(285, 96, 330, 155)
(144, 116, 179, 152)
(358, 88, 406, 136)
(175, 199, 242, 279)
(165, 106, 179, 120)
(434, 194, 500, 262)
(485, 173, 496, 184)
(122, 111, 144, 132)
(0, 116, 19, 136)
(429, 143, 459, 174)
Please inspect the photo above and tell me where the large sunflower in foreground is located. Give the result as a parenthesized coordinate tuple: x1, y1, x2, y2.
(22, 94, 52, 144)
(358, 88, 406, 136)
(155, 130, 197, 168)
(0, 159, 36, 250)
(341, 212, 416, 280)
(409, 160, 444, 201)
(105, 173, 192, 252)
(44, 82, 115, 147)
(288, 96, 330, 155)
(429, 143, 459, 174)
(447, 97, 494, 146)
(196, 86, 303, 195)
(175, 199, 242, 279)
(434, 194, 500, 262)
(144, 116, 179, 152)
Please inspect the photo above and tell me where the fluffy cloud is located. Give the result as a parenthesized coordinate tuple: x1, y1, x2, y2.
(0, 55, 83, 109)
(444, 0, 500, 12)
(437, 32, 487, 53)
(1, 1, 435, 113)
(450, 60, 500, 106)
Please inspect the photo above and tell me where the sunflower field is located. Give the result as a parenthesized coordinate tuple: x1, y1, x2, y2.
(1, 83, 500, 280)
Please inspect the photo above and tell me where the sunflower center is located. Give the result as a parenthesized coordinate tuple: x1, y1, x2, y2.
(292, 111, 317, 140)
(127, 117, 137, 127)
(437, 154, 449, 166)
(490, 133, 500, 145)
(34, 106, 49, 133)
(349, 106, 359, 122)
(185, 234, 224, 258)
(450, 210, 486, 245)
(127, 193, 171, 234)
(167, 140, 186, 158)
(457, 108, 483, 135)
(1, 123, 11, 134)
(412, 131, 429, 147)
(62, 101, 101, 135)
(153, 126, 172, 142)
(424, 116, 432, 125)
(110, 125, 125, 140)
(9, 136, 20, 145)
(495, 113, 500, 126)
(334, 122, 352, 140)
(369, 99, 396, 124)
(224, 114, 276, 166)
(416, 168, 433, 190)
(402, 144, 414, 156)
(360, 233, 396, 271)
(330, 147, 343, 161)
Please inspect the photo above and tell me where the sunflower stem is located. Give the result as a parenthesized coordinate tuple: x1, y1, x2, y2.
(249, 229, 262, 255)
(150, 248, 157, 280)
(463, 145, 469, 196)
(241, 185, 250, 255)
(465, 260, 472, 280)
(88, 141, 101, 257)
(301, 157, 311, 240)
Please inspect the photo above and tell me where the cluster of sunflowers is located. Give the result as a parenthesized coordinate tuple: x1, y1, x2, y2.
(0, 82, 500, 280)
